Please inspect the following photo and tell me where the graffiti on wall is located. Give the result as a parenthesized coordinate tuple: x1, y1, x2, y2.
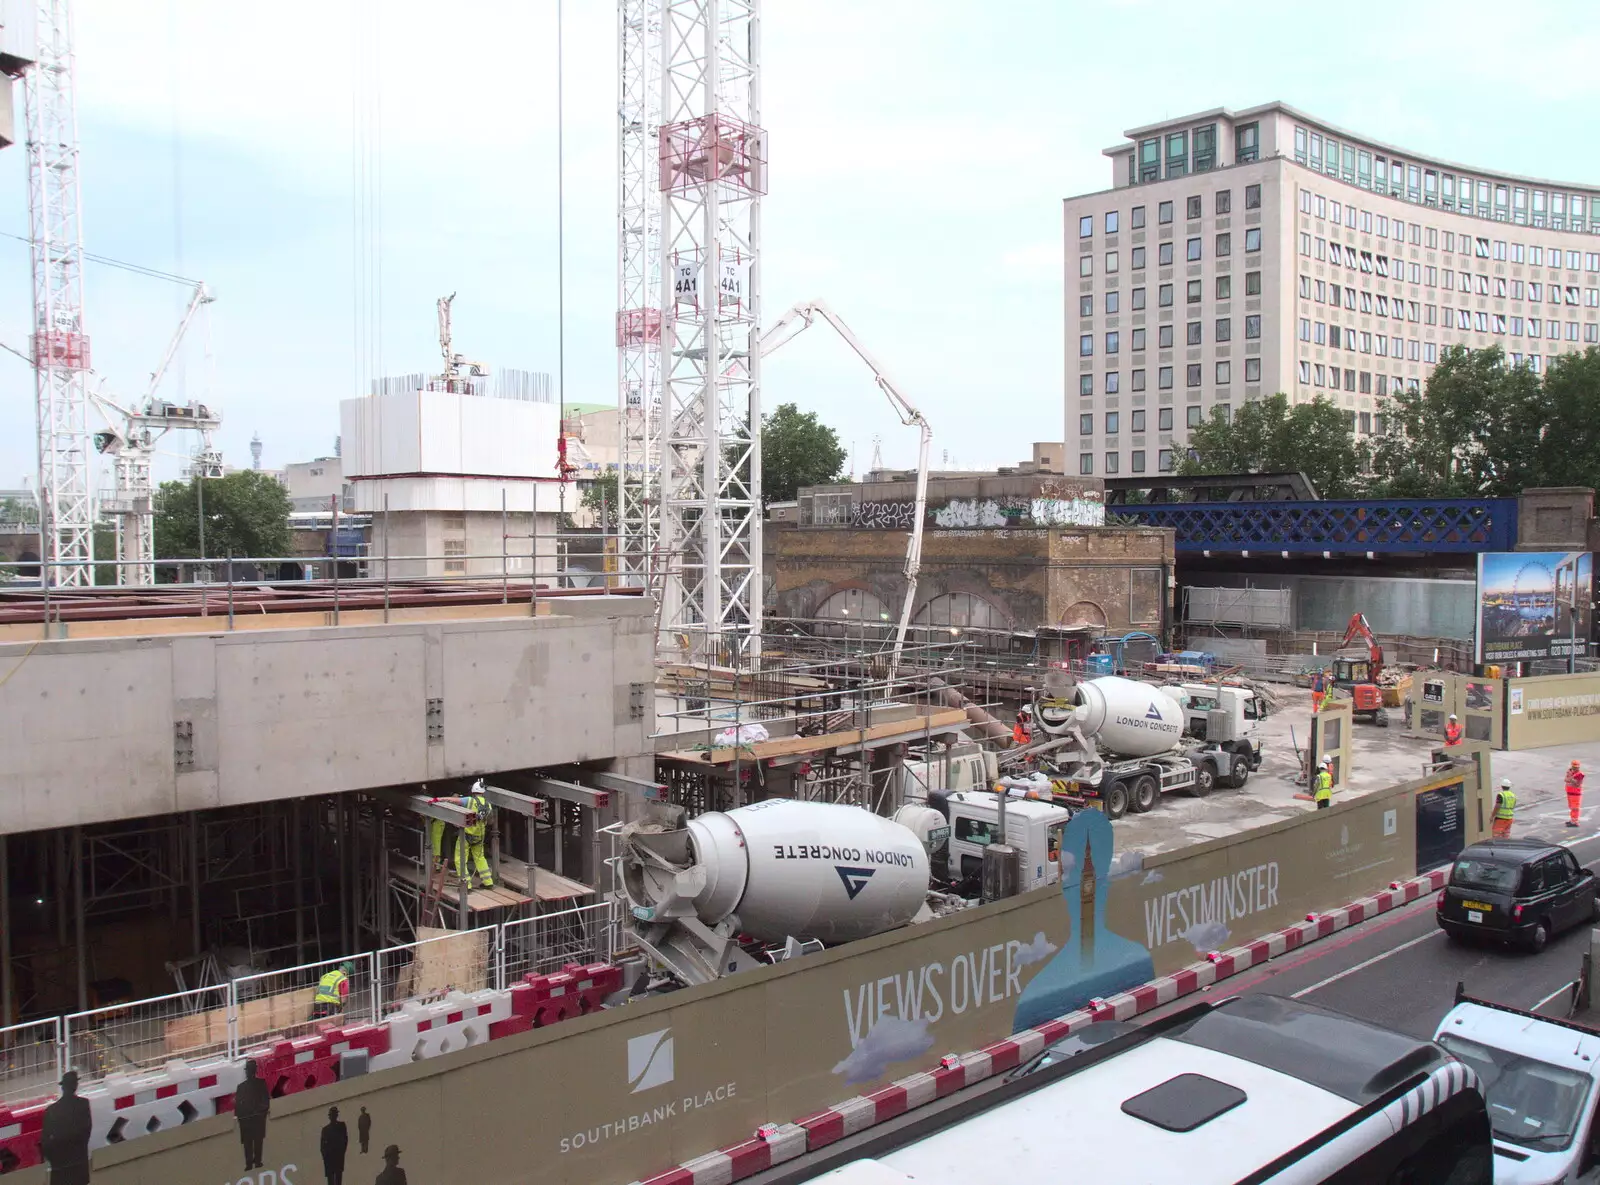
(850, 500, 919, 530)
(930, 496, 1106, 529)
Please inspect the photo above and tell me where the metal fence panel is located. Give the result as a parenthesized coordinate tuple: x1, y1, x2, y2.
(230, 953, 376, 1055)
(0, 1017, 61, 1105)
(63, 985, 229, 1080)
(376, 929, 498, 1017)
(500, 902, 616, 983)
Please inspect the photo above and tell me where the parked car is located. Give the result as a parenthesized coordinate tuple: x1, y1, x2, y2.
(1437, 836, 1599, 952)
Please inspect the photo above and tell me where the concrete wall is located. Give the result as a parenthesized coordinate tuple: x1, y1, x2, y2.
(368, 509, 562, 579)
(1517, 487, 1595, 551)
(0, 596, 654, 836)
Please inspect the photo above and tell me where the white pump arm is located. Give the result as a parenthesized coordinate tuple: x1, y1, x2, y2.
(759, 300, 932, 689)
(146, 283, 214, 403)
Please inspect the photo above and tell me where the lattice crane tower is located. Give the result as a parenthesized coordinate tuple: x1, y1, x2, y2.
(616, 0, 663, 588)
(656, 0, 765, 659)
(24, 0, 95, 586)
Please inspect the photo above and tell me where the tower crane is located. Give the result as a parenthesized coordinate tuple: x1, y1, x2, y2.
(759, 300, 932, 690)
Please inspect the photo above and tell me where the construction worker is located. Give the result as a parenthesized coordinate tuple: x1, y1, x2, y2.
(1567, 760, 1586, 829)
(312, 961, 356, 1020)
(1012, 709, 1031, 747)
(1493, 778, 1517, 839)
(1313, 757, 1333, 809)
(1444, 714, 1463, 747)
(429, 779, 495, 890)
(1310, 669, 1326, 714)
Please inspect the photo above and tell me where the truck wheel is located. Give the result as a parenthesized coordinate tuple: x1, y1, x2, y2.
(1227, 753, 1251, 789)
(1191, 762, 1216, 798)
(1131, 775, 1158, 813)
(1103, 781, 1129, 820)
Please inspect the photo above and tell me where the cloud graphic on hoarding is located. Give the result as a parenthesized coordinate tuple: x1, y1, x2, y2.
(1181, 921, 1231, 954)
(832, 1015, 935, 1086)
(1010, 931, 1058, 969)
(1140, 870, 1164, 885)
(1109, 850, 1145, 880)
(1058, 851, 1077, 882)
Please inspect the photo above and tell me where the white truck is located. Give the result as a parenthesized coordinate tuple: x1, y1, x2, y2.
(1031, 675, 1267, 819)
(616, 794, 1070, 985)
(1436, 935, 1600, 1183)
(894, 741, 999, 802)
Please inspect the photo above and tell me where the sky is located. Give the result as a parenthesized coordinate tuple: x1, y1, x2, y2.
(0, 0, 1597, 489)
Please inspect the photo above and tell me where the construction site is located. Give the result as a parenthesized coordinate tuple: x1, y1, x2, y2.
(0, 3, 1599, 1185)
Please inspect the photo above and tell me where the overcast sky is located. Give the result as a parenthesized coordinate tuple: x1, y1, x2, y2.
(0, 0, 1594, 489)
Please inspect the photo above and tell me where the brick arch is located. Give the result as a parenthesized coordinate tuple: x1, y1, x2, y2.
(1060, 599, 1108, 629)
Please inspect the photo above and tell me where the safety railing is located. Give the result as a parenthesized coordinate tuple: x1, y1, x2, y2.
(62, 984, 231, 1081)
(1, 899, 626, 1102)
(231, 953, 379, 1053)
(0, 1018, 61, 1105)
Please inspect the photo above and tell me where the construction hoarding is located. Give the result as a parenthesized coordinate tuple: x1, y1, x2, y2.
(1476, 550, 1593, 664)
(1504, 670, 1600, 749)
(42, 766, 1481, 1185)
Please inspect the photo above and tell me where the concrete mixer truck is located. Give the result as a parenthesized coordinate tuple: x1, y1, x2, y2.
(1030, 674, 1266, 819)
(617, 795, 1070, 985)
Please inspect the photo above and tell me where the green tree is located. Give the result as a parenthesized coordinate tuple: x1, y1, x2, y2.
(1175, 393, 1367, 498)
(1371, 345, 1545, 497)
(581, 470, 650, 532)
(759, 403, 847, 505)
(0, 496, 38, 525)
(154, 470, 292, 563)
(1533, 347, 1600, 491)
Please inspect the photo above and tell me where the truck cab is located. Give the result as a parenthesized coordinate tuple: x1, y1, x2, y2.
(1163, 682, 1267, 789)
(897, 743, 1000, 802)
(926, 789, 1071, 895)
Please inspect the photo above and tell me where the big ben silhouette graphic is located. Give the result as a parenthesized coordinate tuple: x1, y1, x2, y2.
(1013, 809, 1153, 1033)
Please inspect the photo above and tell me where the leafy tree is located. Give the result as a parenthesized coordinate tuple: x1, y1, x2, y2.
(0, 496, 38, 524)
(580, 470, 651, 533)
(154, 470, 292, 563)
(1371, 346, 1544, 497)
(1533, 348, 1600, 491)
(759, 403, 847, 505)
(1175, 393, 1367, 499)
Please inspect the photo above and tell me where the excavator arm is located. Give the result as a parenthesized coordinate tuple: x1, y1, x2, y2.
(1340, 612, 1384, 667)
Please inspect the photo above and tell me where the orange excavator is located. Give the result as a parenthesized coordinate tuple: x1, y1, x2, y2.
(1332, 612, 1388, 726)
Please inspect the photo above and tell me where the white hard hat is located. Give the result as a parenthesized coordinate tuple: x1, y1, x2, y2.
(1448, 714, 1457, 721)
(1500, 777, 1512, 788)
(1322, 756, 1333, 766)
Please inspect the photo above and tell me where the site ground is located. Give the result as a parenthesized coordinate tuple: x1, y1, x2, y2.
(1109, 685, 1600, 858)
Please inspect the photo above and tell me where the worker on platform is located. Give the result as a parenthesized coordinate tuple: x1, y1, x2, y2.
(1313, 757, 1333, 810)
(1444, 714, 1463, 747)
(312, 961, 356, 1020)
(1493, 778, 1517, 839)
(1567, 760, 1586, 829)
(1012, 709, 1032, 748)
(429, 779, 496, 890)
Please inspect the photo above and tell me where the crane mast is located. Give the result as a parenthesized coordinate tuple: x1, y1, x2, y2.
(24, 0, 94, 586)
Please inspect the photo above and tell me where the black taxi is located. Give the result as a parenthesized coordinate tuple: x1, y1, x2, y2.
(1437, 837, 1599, 951)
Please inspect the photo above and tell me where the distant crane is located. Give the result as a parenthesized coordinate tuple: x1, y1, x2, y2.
(434, 293, 487, 393)
(759, 300, 933, 689)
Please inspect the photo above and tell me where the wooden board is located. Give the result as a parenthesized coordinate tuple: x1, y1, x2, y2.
(390, 862, 534, 912)
(493, 858, 595, 902)
(164, 986, 315, 1054)
(400, 927, 490, 997)
(659, 707, 969, 766)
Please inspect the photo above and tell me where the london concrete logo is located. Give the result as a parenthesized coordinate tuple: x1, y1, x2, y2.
(835, 865, 876, 901)
(627, 1028, 674, 1093)
(1146, 702, 1165, 720)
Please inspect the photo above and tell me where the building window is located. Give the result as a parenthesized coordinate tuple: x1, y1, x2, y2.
(1138, 138, 1160, 183)
(1131, 246, 1146, 270)
(1131, 205, 1146, 229)
(1079, 215, 1093, 238)
(1079, 295, 1093, 317)
(1187, 320, 1202, 345)
(1158, 407, 1174, 431)
(1186, 195, 1202, 220)
(1187, 236, 1202, 262)
(1079, 334, 1093, 356)
(1187, 280, 1202, 304)
(1216, 275, 1232, 300)
(1158, 448, 1174, 472)
(1104, 451, 1120, 474)
(1105, 411, 1120, 434)
(1166, 131, 1188, 178)
(1158, 324, 1174, 347)
(1079, 255, 1093, 277)
(1079, 374, 1093, 396)
(1105, 291, 1119, 314)
(1131, 327, 1146, 350)
(1131, 450, 1146, 473)
(1216, 232, 1231, 257)
(1194, 124, 1217, 172)
(1246, 271, 1261, 296)
(1156, 201, 1174, 226)
(1158, 366, 1173, 389)
(1131, 368, 1146, 391)
(1235, 121, 1260, 163)
(1158, 283, 1173, 307)
(1079, 453, 1094, 475)
(1106, 331, 1120, 354)
(1215, 360, 1231, 384)
(1105, 210, 1119, 234)
(1215, 317, 1231, 342)
(1131, 410, 1146, 432)
(1106, 371, 1120, 393)
(1245, 357, 1261, 383)
(1298, 360, 1311, 384)
(1131, 287, 1146, 312)
(1245, 314, 1261, 339)
(1105, 250, 1119, 274)
(1244, 228, 1262, 253)
(1079, 413, 1093, 436)
(443, 539, 468, 574)
(1186, 364, 1202, 387)
(1159, 242, 1174, 266)
(1186, 404, 1203, 426)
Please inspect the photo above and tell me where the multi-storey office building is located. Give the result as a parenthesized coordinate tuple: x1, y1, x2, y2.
(1064, 102, 1600, 479)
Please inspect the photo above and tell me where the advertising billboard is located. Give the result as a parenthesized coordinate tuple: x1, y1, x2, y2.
(1476, 551, 1594, 663)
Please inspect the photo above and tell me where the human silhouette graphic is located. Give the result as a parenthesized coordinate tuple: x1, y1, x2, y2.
(374, 1143, 408, 1185)
(357, 1106, 372, 1154)
(39, 1070, 93, 1185)
(321, 1105, 349, 1185)
(233, 1058, 272, 1171)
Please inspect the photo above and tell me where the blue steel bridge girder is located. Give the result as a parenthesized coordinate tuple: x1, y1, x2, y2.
(1121, 497, 1519, 555)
